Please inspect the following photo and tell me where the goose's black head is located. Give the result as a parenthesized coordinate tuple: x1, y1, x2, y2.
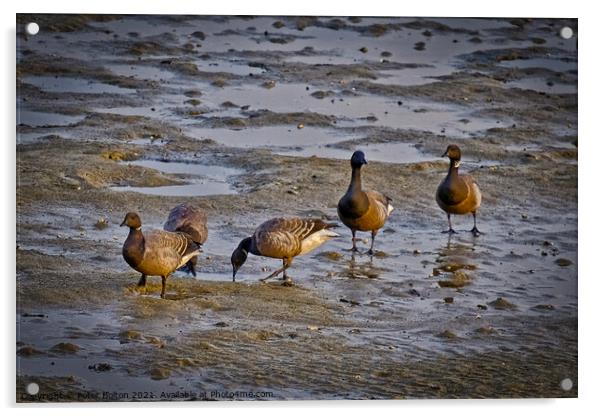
(231, 237, 252, 282)
(442, 144, 462, 161)
(120, 212, 142, 229)
(350, 150, 367, 168)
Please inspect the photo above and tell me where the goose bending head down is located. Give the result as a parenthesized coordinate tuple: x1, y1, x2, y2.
(436, 144, 482, 235)
(337, 150, 394, 255)
(231, 217, 339, 285)
(163, 203, 208, 277)
(121, 212, 202, 298)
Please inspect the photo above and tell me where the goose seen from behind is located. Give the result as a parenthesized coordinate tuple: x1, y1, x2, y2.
(337, 150, 394, 255)
(436, 144, 482, 235)
(163, 203, 208, 276)
(231, 217, 339, 285)
(121, 212, 201, 298)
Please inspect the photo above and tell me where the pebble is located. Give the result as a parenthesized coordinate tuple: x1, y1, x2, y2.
(51, 342, 80, 354)
(88, 363, 112, 372)
(150, 367, 171, 380)
(408, 289, 421, 297)
(414, 41, 426, 51)
(489, 297, 516, 310)
(444, 297, 454, 304)
(437, 330, 457, 340)
(555, 258, 572, 267)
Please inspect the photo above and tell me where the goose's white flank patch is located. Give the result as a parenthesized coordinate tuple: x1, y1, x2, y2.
(299, 229, 339, 255)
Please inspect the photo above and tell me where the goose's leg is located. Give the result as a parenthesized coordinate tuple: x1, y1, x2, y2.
(160, 276, 168, 299)
(470, 211, 481, 236)
(351, 230, 359, 252)
(442, 213, 457, 234)
(260, 265, 286, 282)
(187, 256, 197, 277)
(282, 258, 293, 286)
(367, 230, 378, 256)
(137, 274, 147, 287)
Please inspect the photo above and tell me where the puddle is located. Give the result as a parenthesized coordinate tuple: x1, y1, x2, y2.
(196, 83, 510, 136)
(21, 76, 136, 95)
(127, 138, 169, 146)
(184, 125, 357, 149)
(374, 65, 457, 86)
(275, 141, 437, 164)
(194, 60, 266, 76)
(106, 63, 176, 81)
(17, 109, 85, 128)
(110, 159, 242, 197)
(17, 309, 205, 397)
(505, 78, 577, 94)
(92, 106, 166, 118)
(498, 58, 577, 73)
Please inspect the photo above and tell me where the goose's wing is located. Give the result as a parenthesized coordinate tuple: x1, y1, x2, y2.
(461, 174, 482, 208)
(461, 173, 479, 188)
(146, 230, 201, 268)
(164, 204, 208, 244)
(254, 218, 337, 258)
(366, 190, 394, 217)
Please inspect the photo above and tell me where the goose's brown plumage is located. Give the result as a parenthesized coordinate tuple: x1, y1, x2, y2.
(163, 203, 208, 276)
(337, 151, 393, 254)
(121, 212, 201, 298)
(231, 217, 339, 284)
(436, 144, 482, 235)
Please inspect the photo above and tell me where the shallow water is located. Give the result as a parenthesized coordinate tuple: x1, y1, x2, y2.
(22, 75, 136, 94)
(275, 141, 436, 164)
(17, 109, 85, 128)
(110, 160, 243, 196)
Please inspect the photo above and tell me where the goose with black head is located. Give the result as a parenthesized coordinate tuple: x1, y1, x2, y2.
(436, 144, 482, 235)
(231, 217, 339, 285)
(337, 150, 394, 255)
(121, 212, 201, 298)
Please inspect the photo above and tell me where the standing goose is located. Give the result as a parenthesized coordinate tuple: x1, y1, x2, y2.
(121, 212, 201, 298)
(163, 203, 208, 276)
(436, 144, 482, 235)
(337, 150, 394, 255)
(230, 217, 339, 285)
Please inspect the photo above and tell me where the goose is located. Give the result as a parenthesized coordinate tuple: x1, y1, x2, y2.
(337, 150, 394, 255)
(163, 203, 208, 276)
(230, 217, 339, 285)
(436, 144, 482, 235)
(121, 212, 201, 298)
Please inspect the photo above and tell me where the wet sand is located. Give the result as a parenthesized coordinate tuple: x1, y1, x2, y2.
(16, 15, 577, 401)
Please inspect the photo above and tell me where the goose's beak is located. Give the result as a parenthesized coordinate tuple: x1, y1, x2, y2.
(120, 221, 126, 227)
(441, 150, 448, 157)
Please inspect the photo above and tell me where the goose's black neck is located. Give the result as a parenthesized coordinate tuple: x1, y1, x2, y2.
(348, 166, 363, 192)
(239, 236, 256, 255)
(123, 227, 145, 266)
(447, 160, 460, 178)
